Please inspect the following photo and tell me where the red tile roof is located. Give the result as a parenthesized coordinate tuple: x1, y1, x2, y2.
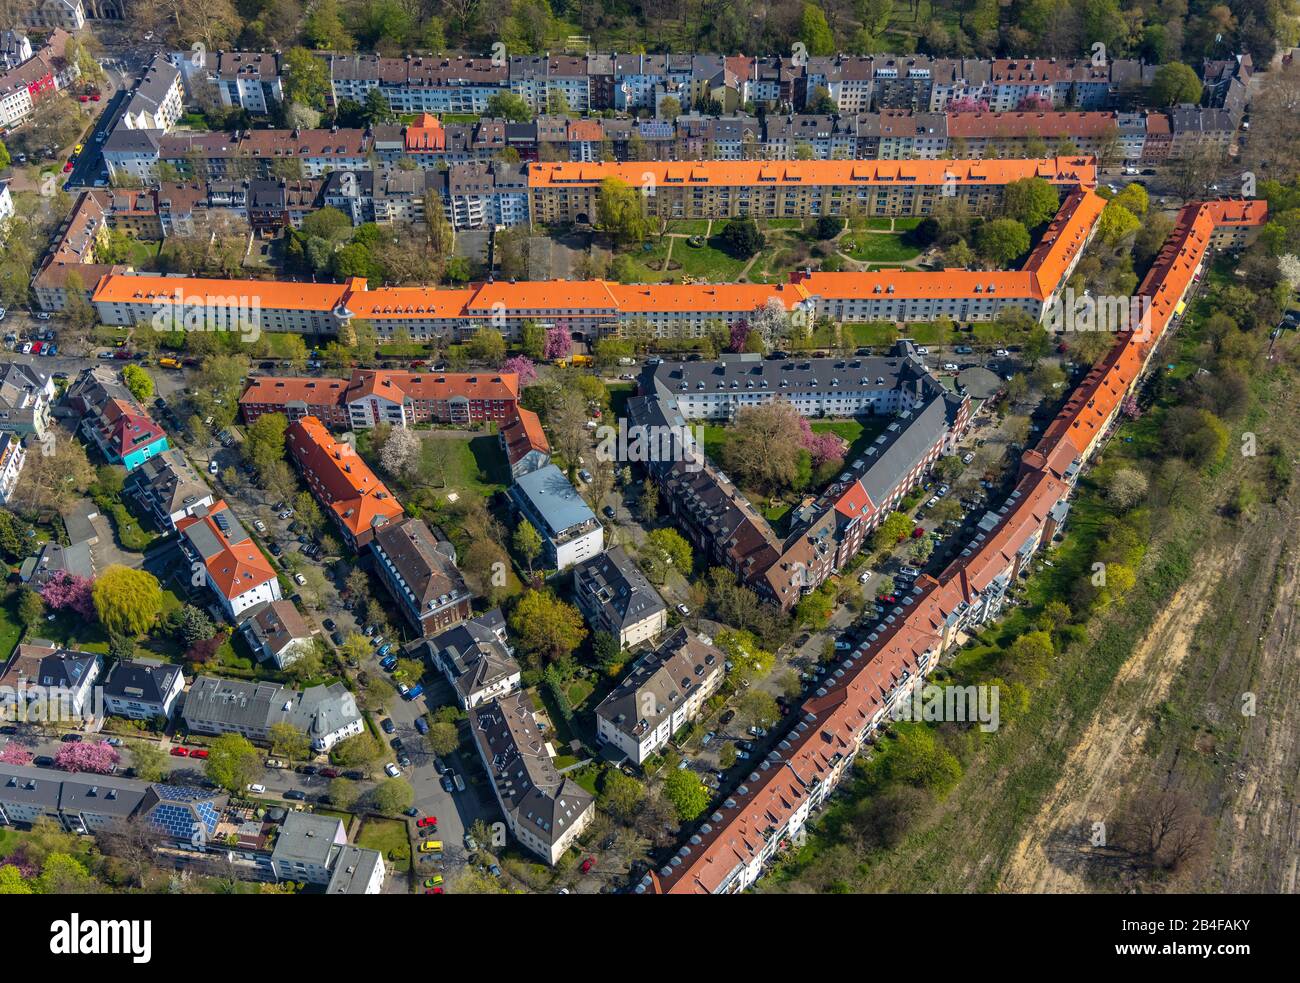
(285, 416, 404, 542)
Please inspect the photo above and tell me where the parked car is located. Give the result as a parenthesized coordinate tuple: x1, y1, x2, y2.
(247, 784, 267, 794)
(169, 746, 189, 757)
(414, 717, 429, 735)
(384, 762, 401, 778)
(380, 718, 396, 734)
(417, 816, 438, 829)
(189, 749, 209, 760)
(284, 790, 306, 801)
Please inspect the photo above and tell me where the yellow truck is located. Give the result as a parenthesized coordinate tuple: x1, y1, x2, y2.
(158, 357, 182, 369)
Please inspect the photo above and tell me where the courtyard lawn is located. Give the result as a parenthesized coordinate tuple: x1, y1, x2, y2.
(420, 432, 510, 498)
(357, 817, 412, 872)
(841, 232, 922, 265)
(665, 219, 711, 235)
(0, 590, 24, 660)
(844, 322, 903, 347)
(810, 416, 892, 462)
(669, 236, 752, 281)
(762, 218, 806, 231)
(38, 607, 111, 654)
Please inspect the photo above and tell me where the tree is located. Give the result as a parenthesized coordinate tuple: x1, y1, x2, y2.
(121, 364, 154, 403)
(721, 400, 807, 494)
(738, 690, 780, 731)
(373, 777, 415, 814)
(640, 527, 693, 584)
(799, 2, 835, 55)
(596, 178, 651, 246)
(205, 733, 263, 793)
(10, 433, 95, 514)
(1097, 199, 1142, 245)
(465, 326, 507, 365)
(662, 768, 710, 822)
(976, 218, 1031, 266)
(508, 590, 587, 664)
(718, 742, 738, 768)
(600, 770, 645, 823)
(92, 566, 162, 637)
(426, 721, 459, 757)
(1007, 630, 1055, 684)
(176, 604, 216, 647)
(55, 741, 120, 775)
(485, 91, 532, 122)
(871, 512, 914, 552)
(513, 519, 542, 573)
(379, 425, 421, 478)
(1105, 467, 1149, 510)
(592, 631, 622, 671)
(717, 216, 764, 259)
(639, 479, 660, 521)
(282, 47, 331, 109)
(1151, 62, 1203, 107)
(268, 722, 311, 761)
(519, 320, 545, 360)
(17, 588, 44, 628)
(1002, 177, 1060, 228)
(129, 741, 168, 783)
(332, 732, 383, 771)
(37, 853, 96, 894)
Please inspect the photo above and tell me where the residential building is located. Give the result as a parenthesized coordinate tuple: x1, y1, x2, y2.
(0, 643, 102, 720)
(175, 500, 282, 618)
(499, 407, 550, 479)
(344, 369, 520, 429)
(120, 54, 184, 131)
(469, 691, 595, 865)
(17, 0, 85, 30)
(572, 546, 668, 649)
(183, 676, 364, 751)
(327, 844, 386, 894)
(18, 540, 95, 586)
(0, 361, 54, 440)
(284, 416, 404, 550)
(241, 600, 316, 670)
(509, 464, 604, 570)
(78, 394, 170, 471)
(101, 658, 184, 721)
(123, 448, 214, 530)
(0, 432, 25, 504)
(370, 517, 472, 637)
(595, 627, 725, 764)
(270, 812, 347, 884)
(238, 376, 351, 428)
(421, 608, 521, 709)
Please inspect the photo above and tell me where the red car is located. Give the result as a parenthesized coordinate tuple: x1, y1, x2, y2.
(170, 747, 189, 757)
(319, 767, 339, 778)
(877, 593, 896, 604)
(62, 162, 73, 172)
(91, 93, 101, 101)
(189, 749, 209, 759)
(580, 856, 595, 874)
(425, 887, 444, 894)
(78, 94, 88, 102)
(416, 816, 438, 829)
(911, 526, 925, 539)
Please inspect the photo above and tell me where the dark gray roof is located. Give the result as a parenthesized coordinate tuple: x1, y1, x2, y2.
(595, 627, 724, 741)
(572, 546, 666, 633)
(422, 609, 518, 705)
(101, 658, 182, 706)
(327, 844, 383, 893)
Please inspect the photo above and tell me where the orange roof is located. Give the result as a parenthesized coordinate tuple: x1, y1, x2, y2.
(528, 156, 1097, 190)
(608, 280, 809, 313)
(239, 376, 349, 407)
(1023, 187, 1107, 297)
(285, 416, 404, 539)
(501, 408, 550, 466)
(404, 113, 446, 152)
(175, 500, 278, 601)
(346, 285, 476, 320)
(93, 274, 354, 312)
(345, 369, 519, 404)
(465, 279, 620, 313)
(797, 268, 1040, 301)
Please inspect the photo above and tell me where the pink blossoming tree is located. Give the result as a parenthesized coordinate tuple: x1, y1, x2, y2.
(543, 326, 572, 361)
(39, 572, 96, 621)
(503, 355, 538, 386)
(55, 741, 121, 775)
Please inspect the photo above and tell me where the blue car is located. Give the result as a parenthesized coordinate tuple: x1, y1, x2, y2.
(404, 683, 424, 700)
(377, 643, 392, 658)
(379, 654, 397, 671)
(414, 717, 429, 735)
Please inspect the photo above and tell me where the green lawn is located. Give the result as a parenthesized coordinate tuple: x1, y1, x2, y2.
(762, 219, 807, 231)
(810, 415, 892, 462)
(357, 817, 412, 872)
(420, 433, 510, 498)
(0, 590, 24, 661)
(665, 219, 711, 235)
(841, 232, 922, 265)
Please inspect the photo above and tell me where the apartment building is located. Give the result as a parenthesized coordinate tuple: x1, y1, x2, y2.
(270, 813, 347, 885)
(370, 517, 473, 637)
(344, 369, 520, 429)
(595, 627, 725, 764)
(469, 691, 595, 865)
(509, 464, 605, 571)
(328, 53, 507, 114)
(421, 608, 521, 709)
(528, 157, 1094, 226)
(17, 0, 85, 30)
(77, 393, 169, 471)
(177, 50, 283, 114)
(440, 161, 529, 230)
(0, 643, 101, 720)
(0, 361, 55, 440)
(176, 500, 282, 618)
(101, 658, 184, 721)
(238, 376, 351, 428)
(241, 599, 316, 671)
(285, 416, 404, 550)
(122, 447, 215, 530)
(0, 432, 26, 505)
(571, 546, 668, 650)
(120, 54, 184, 131)
(500, 407, 550, 479)
(32, 190, 116, 313)
(183, 676, 363, 751)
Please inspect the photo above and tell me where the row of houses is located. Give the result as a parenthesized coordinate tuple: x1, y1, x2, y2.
(0, 27, 80, 129)
(0, 758, 386, 892)
(641, 195, 1267, 894)
(172, 47, 1251, 120)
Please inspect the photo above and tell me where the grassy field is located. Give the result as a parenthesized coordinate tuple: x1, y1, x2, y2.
(841, 232, 922, 265)
(357, 817, 412, 873)
(420, 432, 510, 498)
